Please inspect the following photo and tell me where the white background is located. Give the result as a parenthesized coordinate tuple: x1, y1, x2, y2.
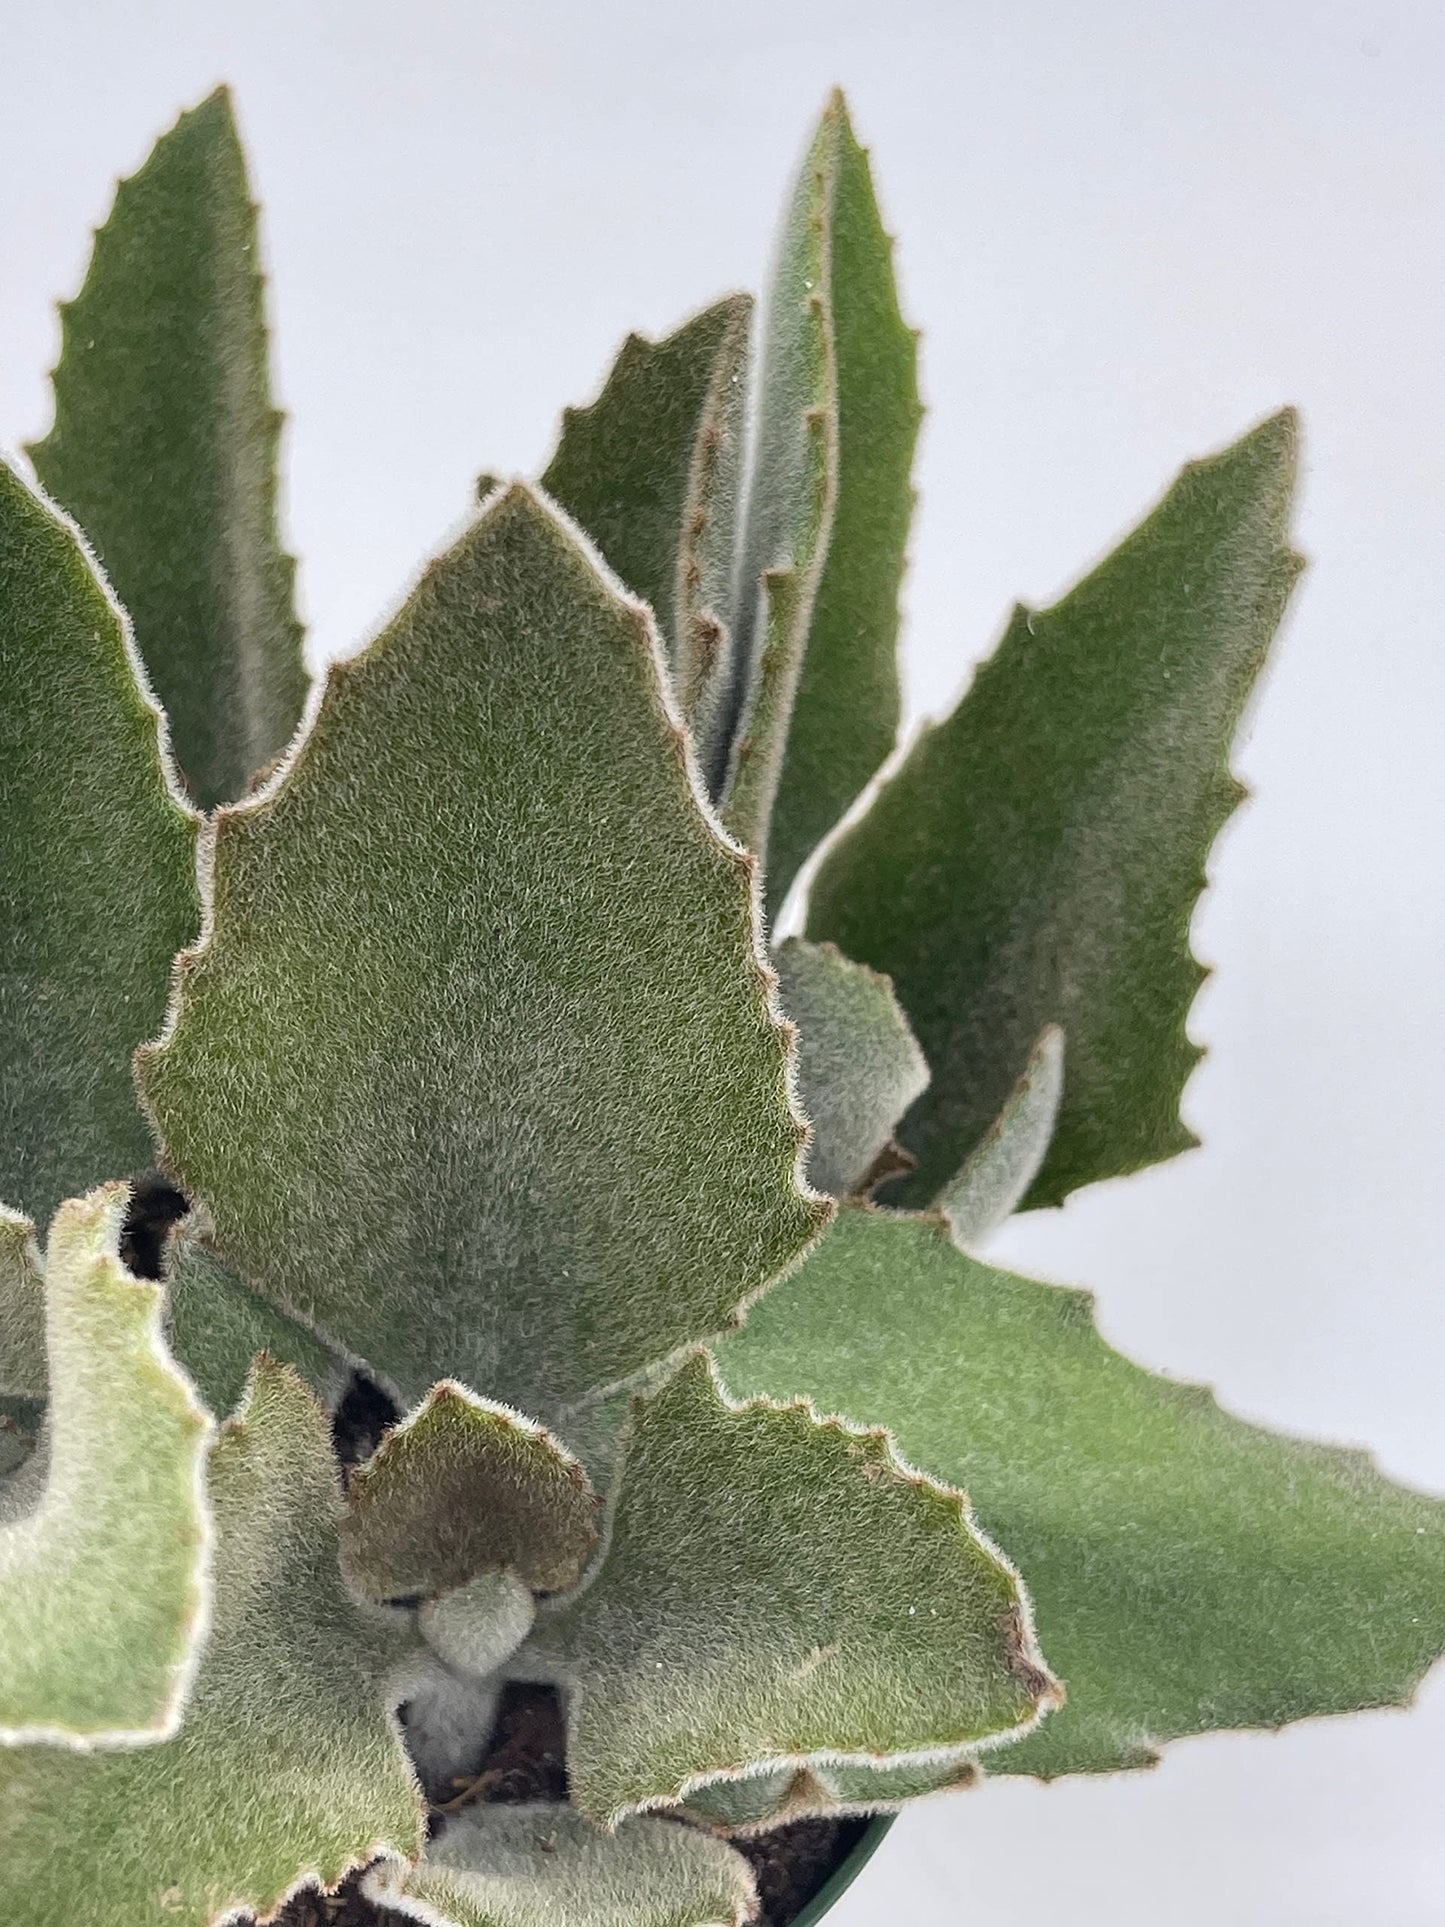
(3, 3, 1443, 1920)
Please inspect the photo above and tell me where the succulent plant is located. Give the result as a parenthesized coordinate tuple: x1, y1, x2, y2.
(1, 80, 1440, 1927)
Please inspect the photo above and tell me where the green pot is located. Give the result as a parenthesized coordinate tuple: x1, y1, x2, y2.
(793, 1815, 894, 1927)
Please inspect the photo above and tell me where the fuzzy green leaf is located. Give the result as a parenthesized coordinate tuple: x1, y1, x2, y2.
(165, 1228, 340, 1419)
(774, 938, 929, 1198)
(0, 1208, 45, 1399)
(0, 1184, 212, 1746)
(419, 1568, 538, 1679)
(719, 1206, 1445, 1778)
(341, 1383, 599, 1602)
(0, 459, 200, 1227)
(808, 413, 1302, 1206)
(140, 485, 827, 1414)
(540, 297, 751, 734)
(684, 1751, 974, 1832)
(529, 1353, 1056, 1827)
(0, 1360, 424, 1925)
(28, 88, 308, 809)
(0, 1397, 43, 1442)
(720, 96, 919, 920)
(711, 103, 836, 821)
(366, 1805, 757, 1927)
(0, 1420, 30, 1481)
(939, 1027, 1064, 1247)
(760, 98, 921, 916)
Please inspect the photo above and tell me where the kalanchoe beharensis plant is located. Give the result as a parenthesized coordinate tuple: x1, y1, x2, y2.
(0, 78, 1440, 1927)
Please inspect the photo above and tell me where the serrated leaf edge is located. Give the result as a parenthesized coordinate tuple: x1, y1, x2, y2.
(536, 1348, 1061, 1827)
(0, 1181, 217, 1753)
(136, 482, 834, 1385)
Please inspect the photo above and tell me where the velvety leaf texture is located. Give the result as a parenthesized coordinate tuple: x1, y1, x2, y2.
(531, 1354, 1055, 1827)
(774, 938, 929, 1198)
(366, 1804, 758, 1927)
(165, 1229, 339, 1419)
(0, 1185, 212, 1747)
(0, 1421, 29, 1481)
(0, 1209, 46, 1398)
(418, 1568, 538, 1679)
(713, 102, 837, 823)
(939, 1026, 1064, 1248)
(0, 1361, 424, 1926)
(540, 296, 751, 728)
(684, 1750, 974, 1832)
(0, 460, 199, 1226)
(719, 1207, 1445, 1778)
(140, 485, 828, 1414)
(808, 412, 1302, 1206)
(341, 1383, 599, 1601)
(28, 86, 309, 808)
(763, 99, 921, 916)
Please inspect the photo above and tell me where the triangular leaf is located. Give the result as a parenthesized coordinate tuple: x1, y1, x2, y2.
(540, 296, 752, 734)
(774, 938, 928, 1197)
(165, 1227, 341, 1419)
(807, 413, 1302, 1206)
(719, 1206, 1445, 1778)
(528, 1354, 1056, 1827)
(0, 459, 200, 1227)
(365, 1804, 757, 1927)
(938, 1026, 1064, 1247)
(0, 1360, 424, 1924)
(0, 1208, 46, 1399)
(0, 1184, 212, 1747)
(761, 97, 921, 916)
(341, 1383, 599, 1602)
(139, 485, 828, 1413)
(28, 88, 309, 809)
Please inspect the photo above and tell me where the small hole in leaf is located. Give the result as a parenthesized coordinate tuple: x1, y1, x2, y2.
(120, 1170, 189, 1280)
(331, 1371, 402, 1472)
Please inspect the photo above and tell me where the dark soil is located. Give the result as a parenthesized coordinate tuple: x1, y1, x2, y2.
(734, 1815, 871, 1926)
(272, 1681, 866, 1926)
(331, 1371, 403, 1474)
(410, 1680, 570, 1812)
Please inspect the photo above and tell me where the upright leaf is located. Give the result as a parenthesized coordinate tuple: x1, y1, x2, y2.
(720, 94, 920, 921)
(540, 296, 752, 727)
(939, 1027, 1064, 1248)
(366, 1804, 758, 1927)
(0, 1361, 424, 1926)
(808, 413, 1302, 1206)
(0, 460, 200, 1225)
(774, 938, 929, 1197)
(529, 1354, 1056, 1827)
(710, 101, 837, 817)
(0, 1209, 45, 1398)
(140, 486, 828, 1414)
(0, 1185, 212, 1747)
(761, 99, 921, 915)
(341, 1383, 599, 1602)
(28, 87, 308, 808)
(719, 1207, 1445, 1779)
